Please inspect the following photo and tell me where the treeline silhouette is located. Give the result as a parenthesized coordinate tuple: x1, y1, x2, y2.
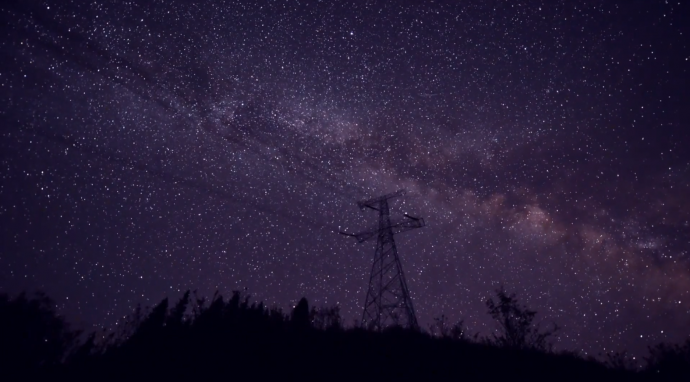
(1, 288, 687, 381)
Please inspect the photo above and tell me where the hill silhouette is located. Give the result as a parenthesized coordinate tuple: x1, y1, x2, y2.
(0, 289, 687, 381)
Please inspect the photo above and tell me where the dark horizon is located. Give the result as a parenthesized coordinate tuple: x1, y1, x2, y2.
(4, 288, 662, 381)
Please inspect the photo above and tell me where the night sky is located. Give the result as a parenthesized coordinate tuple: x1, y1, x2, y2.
(1, 0, 689, 358)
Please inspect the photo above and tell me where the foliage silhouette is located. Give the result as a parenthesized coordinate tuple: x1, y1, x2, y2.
(0, 292, 80, 375)
(428, 314, 467, 341)
(1, 288, 687, 381)
(605, 350, 640, 372)
(291, 297, 310, 330)
(486, 286, 560, 351)
(643, 339, 690, 380)
(310, 304, 342, 331)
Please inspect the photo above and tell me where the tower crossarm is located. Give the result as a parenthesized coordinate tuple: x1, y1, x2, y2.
(356, 189, 405, 210)
(340, 214, 425, 243)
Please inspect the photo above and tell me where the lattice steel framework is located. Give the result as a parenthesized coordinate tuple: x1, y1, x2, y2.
(340, 190, 424, 331)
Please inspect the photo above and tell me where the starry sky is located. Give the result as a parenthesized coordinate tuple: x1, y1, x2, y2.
(1, 0, 689, 357)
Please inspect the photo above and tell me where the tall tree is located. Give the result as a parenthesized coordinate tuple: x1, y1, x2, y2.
(486, 286, 559, 351)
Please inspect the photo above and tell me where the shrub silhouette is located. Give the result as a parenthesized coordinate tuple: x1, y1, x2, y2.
(428, 314, 466, 341)
(605, 350, 639, 371)
(644, 339, 690, 379)
(309, 304, 342, 331)
(0, 292, 79, 374)
(485, 286, 559, 351)
(2, 288, 685, 381)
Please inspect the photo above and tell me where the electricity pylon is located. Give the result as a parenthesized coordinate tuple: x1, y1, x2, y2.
(340, 189, 424, 331)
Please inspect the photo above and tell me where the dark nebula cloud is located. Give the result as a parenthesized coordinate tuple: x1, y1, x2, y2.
(1, 0, 689, 357)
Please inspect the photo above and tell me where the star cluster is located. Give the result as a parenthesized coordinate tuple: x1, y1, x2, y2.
(1, 0, 689, 357)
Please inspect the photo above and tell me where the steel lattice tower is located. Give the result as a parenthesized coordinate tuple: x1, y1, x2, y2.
(340, 189, 424, 331)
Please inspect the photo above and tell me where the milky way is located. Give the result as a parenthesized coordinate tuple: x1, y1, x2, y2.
(1, 0, 689, 357)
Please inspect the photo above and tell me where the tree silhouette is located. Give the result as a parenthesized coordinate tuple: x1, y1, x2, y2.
(486, 286, 559, 351)
(0, 292, 79, 373)
(309, 305, 342, 331)
(644, 339, 690, 379)
(604, 350, 639, 371)
(291, 297, 310, 331)
(428, 314, 466, 341)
